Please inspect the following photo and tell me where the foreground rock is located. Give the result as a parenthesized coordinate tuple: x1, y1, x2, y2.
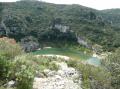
(33, 62, 82, 89)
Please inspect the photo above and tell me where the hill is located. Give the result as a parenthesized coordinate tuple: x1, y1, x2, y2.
(101, 9, 120, 27)
(0, 0, 120, 51)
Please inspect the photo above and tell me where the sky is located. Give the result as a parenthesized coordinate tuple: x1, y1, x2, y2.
(0, 0, 120, 10)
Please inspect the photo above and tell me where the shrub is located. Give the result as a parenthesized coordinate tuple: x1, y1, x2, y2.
(10, 54, 59, 89)
(0, 37, 23, 58)
(9, 54, 36, 89)
(0, 87, 16, 89)
(102, 48, 120, 89)
(49, 62, 59, 71)
(31, 56, 60, 71)
(0, 37, 23, 84)
(67, 59, 112, 89)
(0, 55, 10, 84)
(67, 59, 79, 68)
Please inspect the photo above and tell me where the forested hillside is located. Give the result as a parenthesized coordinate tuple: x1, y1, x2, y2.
(101, 9, 120, 27)
(0, 0, 120, 51)
(0, 1, 120, 89)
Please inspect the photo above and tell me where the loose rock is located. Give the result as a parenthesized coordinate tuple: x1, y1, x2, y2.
(33, 62, 82, 89)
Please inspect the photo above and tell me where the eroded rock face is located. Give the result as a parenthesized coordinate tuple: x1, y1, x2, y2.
(77, 37, 88, 47)
(33, 62, 82, 89)
(54, 24, 70, 33)
(20, 36, 39, 52)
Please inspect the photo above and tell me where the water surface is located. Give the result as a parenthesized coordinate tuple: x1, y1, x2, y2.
(33, 48, 100, 65)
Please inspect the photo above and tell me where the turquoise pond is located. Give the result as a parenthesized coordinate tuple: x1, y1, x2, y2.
(87, 57, 101, 66)
(33, 48, 101, 66)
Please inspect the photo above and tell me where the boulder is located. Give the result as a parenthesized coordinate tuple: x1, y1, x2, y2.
(7, 80, 15, 88)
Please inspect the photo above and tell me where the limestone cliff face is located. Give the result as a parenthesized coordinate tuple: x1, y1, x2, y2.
(0, 20, 7, 37)
(76, 36, 92, 48)
(54, 24, 70, 33)
(77, 37, 88, 47)
(52, 23, 92, 48)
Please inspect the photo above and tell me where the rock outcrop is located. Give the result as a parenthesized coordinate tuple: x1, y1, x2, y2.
(54, 24, 70, 33)
(33, 62, 82, 89)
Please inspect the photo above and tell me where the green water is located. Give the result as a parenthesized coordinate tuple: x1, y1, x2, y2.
(87, 57, 101, 66)
(33, 48, 100, 65)
(33, 48, 90, 60)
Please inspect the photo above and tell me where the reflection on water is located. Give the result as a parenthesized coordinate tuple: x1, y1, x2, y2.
(87, 57, 101, 66)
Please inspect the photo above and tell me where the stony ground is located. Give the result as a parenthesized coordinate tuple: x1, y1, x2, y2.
(33, 62, 82, 89)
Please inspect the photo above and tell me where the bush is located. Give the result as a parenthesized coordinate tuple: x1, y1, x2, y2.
(0, 87, 15, 89)
(0, 55, 10, 84)
(10, 54, 59, 89)
(9, 54, 36, 89)
(0, 38, 36, 89)
(67, 59, 112, 89)
(0, 37, 23, 85)
(102, 48, 120, 89)
(67, 59, 79, 68)
(0, 37, 23, 58)
(31, 56, 60, 71)
(49, 62, 59, 71)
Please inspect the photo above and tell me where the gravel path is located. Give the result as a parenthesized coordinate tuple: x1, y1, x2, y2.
(33, 62, 82, 89)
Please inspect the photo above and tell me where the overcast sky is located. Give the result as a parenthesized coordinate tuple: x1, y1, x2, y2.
(0, 0, 120, 10)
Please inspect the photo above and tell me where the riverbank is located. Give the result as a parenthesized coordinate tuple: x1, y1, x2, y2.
(36, 54, 70, 61)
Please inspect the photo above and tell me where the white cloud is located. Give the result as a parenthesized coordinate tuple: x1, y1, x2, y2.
(0, 0, 120, 10)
